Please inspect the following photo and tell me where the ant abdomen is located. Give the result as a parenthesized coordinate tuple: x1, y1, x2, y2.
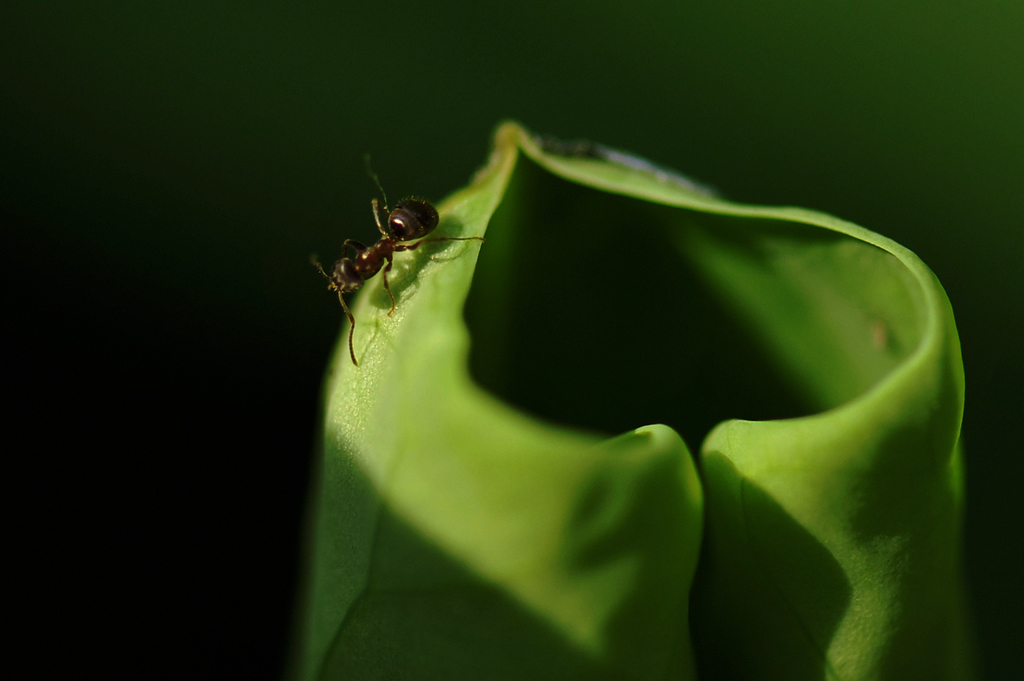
(389, 199, 439, 241)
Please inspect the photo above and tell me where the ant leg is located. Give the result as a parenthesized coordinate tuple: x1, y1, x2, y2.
(381, 254, 397, 316)
(393, 236, 485, 251)
(338, 291, 358, 366)
(342, 239, 368, 259)
(365, 155, 390, 212)
(371, 199, 389, 238)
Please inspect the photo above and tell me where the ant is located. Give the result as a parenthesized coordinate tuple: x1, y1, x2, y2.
(313, 167, 484, 366)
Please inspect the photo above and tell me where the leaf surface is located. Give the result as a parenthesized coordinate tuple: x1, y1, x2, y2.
(292, 122, 969, 680)
(292, 124, 703, 681)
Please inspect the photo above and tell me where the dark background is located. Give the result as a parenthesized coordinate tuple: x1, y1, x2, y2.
(4, 2, 1020, 678)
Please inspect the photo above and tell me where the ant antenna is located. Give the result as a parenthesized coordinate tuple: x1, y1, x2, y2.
(364, 154, 388, 210)
(310, 254, 328, 279)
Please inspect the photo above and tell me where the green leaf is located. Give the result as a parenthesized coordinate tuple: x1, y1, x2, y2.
(291, 124, 704, 681)
(291, 122, 970, 680)
(511, 127, 970, 678)
(679, 200, 972, 680)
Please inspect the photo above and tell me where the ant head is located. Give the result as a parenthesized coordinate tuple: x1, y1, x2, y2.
(331, 258, 363, 292)
(389, 199, 439, 241)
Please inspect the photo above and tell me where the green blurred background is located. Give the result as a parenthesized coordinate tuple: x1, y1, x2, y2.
(4, 1, 1021, 678)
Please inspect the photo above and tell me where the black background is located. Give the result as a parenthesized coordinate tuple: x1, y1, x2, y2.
(4, 2, 1021, 678)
